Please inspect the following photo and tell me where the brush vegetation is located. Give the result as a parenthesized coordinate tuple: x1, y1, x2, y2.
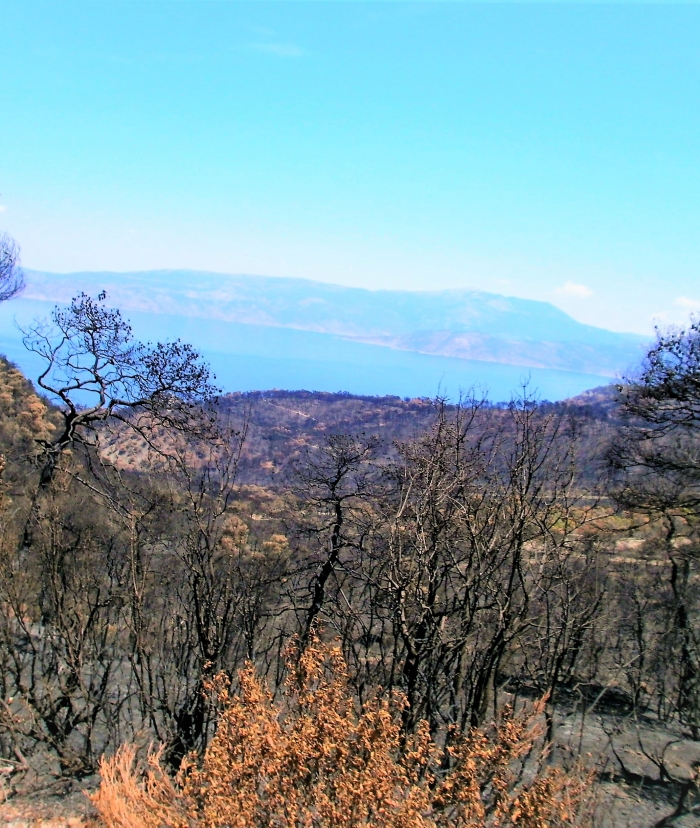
(0, 294, 699, 826)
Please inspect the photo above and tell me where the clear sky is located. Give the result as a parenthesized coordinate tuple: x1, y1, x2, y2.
(1, 0, 699, 335)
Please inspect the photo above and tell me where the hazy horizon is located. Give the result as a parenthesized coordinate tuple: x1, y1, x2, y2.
(22, 265, 651, 338)
(0, 266, 649, 403)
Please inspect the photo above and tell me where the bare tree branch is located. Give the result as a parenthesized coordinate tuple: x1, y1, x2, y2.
(0, 233, 24, 302)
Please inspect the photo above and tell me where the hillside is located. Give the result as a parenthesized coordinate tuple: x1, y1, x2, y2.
(0, 356, 57, 488)
(100, 386, 618, 491)
(0, 358, 695, 828)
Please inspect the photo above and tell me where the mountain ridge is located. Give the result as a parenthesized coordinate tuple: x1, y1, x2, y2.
(21, 269, 648, 378)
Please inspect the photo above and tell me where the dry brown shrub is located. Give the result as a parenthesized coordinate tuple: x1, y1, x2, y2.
(91, 640, 594, 828)
(90, 744, 193, 828)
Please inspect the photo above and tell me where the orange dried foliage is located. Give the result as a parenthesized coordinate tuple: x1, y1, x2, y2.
(91, 641, 594, 828)
(90, 744, 192, 828)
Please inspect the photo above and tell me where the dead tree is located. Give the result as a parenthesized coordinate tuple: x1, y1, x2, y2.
(22, 291, 218, 489)
(611, 318, 700, 735)
(290, 434, 379, 650)
(0, 232, 24, 302)
(368, 393, 595, 736)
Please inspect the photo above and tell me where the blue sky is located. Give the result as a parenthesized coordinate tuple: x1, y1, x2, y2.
(1, 0, 699, 335)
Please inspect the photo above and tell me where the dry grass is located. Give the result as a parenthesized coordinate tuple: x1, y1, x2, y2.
(91, 640, 594, 827)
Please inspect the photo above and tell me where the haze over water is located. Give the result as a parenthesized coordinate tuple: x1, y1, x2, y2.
(1, 1, 698, 396)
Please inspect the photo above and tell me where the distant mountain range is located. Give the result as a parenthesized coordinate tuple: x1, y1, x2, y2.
(0, 270, 651, 402)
